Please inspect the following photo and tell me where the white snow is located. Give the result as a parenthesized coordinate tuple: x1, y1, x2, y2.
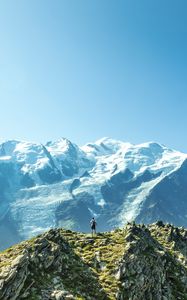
(97, 199, 106, 208)
(118, 177, 163, 225)
(0, 156, 11, 162)
(1, 137, 187, 239)
(11, 179, 73, 238)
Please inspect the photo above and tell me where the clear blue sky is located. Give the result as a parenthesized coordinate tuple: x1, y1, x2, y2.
(0, 0, 187, 151)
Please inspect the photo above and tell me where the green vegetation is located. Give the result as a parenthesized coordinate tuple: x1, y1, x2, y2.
(0, 223, 186, 300)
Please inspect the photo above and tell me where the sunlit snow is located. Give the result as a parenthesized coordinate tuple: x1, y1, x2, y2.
(0, 137, 186, 239)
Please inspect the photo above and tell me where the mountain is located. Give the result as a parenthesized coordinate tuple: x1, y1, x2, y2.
(0, 137, 187, 250)
(0, 222, 186, 299)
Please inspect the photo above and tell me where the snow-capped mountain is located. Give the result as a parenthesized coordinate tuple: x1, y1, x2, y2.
(0, 137, 187, 250)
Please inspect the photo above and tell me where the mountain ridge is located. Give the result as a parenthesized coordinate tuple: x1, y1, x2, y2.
(0, 222, 186, 300)
(0, 137, 187, 250)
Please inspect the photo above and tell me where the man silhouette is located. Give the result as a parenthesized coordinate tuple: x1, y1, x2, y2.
(90, 217, 97, 237)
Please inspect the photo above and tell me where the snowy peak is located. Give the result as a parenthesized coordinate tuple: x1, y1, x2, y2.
(0, 140, 51, 173)
(0, 139, 45, 161)
(81, 137, 132, 156)
(46, 137, 85, 163)
(121, 142, 185, 175)
(0, 138, 186, 180)
(1, 137, 187, 250)
(46, 137, 74, 154)
(0, 137, 185, 183)
(81, 138, 186, 178)
(0, 140, 20, 156)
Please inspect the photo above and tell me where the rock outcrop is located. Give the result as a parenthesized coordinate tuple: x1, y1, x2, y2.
(0, 223, 186, 299)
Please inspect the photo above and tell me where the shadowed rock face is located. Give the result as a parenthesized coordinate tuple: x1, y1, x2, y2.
(0, 223, 186, 300)
(101, 168, 161, 205)
(136, 159, 187, 227)
(55, 192, 97, 232)
(37, 165, 63, 184)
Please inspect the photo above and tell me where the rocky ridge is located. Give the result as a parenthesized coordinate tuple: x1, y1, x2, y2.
(0, 222, 187, 300)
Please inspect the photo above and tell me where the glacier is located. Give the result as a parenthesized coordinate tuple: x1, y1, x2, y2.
(0, 137, 187, 249)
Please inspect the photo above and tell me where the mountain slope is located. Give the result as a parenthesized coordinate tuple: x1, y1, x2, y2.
(0, 137, 187, 250)
(0, 222, 186, 300)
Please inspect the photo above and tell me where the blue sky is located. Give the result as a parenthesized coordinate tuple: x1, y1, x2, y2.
(0, 0, 187, 151)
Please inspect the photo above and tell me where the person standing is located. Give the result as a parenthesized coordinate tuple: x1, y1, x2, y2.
(90, 217, 97, 237)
